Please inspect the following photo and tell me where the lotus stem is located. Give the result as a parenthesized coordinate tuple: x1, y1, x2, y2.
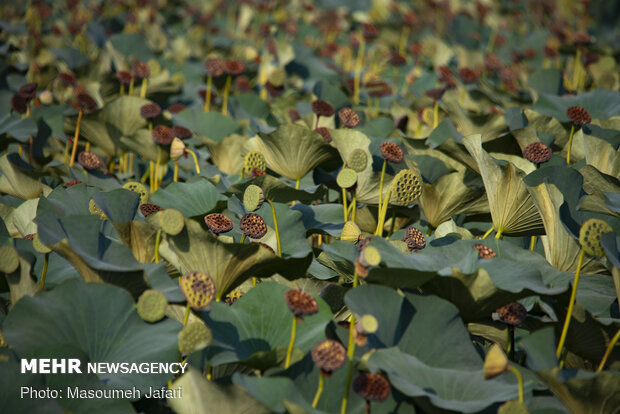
(141, 167, 150, 183)
(284, 315, 297, 369)
(174, 160, 179, 182)
(351, 194, 357, 222)
(365, 400, 371, 414)
(182, 303, 191, 326)
(399, 26, 409, 55)
(120, 84, 125, 95)
(596, 328, 620, 372)
(495, 229, 503, 239)
(378, 159, 387, 210)
(486, 26, 498, 54)
(392, 67, 399, 96)
(140, 79, 147, 99)
(566, 125, 576, 164)
(240, 234, 246, 244)
(185, 148, 200, 174)
(267, 200, 282, 257)
(482, 227, 494, 239)
(374, 187, 392, 236)
(572, 48, 581, 92)
(68, 110, 83, 167)
(433, 102, 439, 128)
(148, 121, 153, 133)
(63, 139, 70, 164)
(154, 146, 162, 191)
(508, 327, 515, 361)
(312, 372, 325, 408)
(40, 253, 49, 288)
(353, 36, 365, 105)
(222, 75, 232, 115)
(129, 79, 134, 96)
(459, 86, 466, 106)
(128, 152, 134, 174)
(295, 178, 300, 190)
(388, 209, 396, 238)
(556, 249, 585, 360)
(154, 229, 162, 263)
(204, 75, 213, 112)
(149, 161, 154, 192)
(342, 188, 348, 221)
(529, 236, 536, 251)
(507, 365, 524, 404)
(341, 276, 358, 414)
(252, 277, 257, 286)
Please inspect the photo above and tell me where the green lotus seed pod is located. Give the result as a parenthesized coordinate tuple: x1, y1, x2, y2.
(337, 167, 358, 189)
(32, 234, 52, 254)
(88, 199, 107, 220)
(159, 209, 185, 235)
(137, 289, 168, 322)
(181, 271, 216, 310)
(579, 218, 612, 257)
(347, 149, 368, 172)
(170, 137, 186, 161)
(341, 221, 361, 243)
(0, 245, 19, 274)
(391, 169, 422, 206)
(178, 321, 212, 355)
(389, 239, 410, 255)
(361, 246, 381, 267)
(243, 185, 265, 212)
(243, 151, 266, 176)
(122, 182, 149, 205)
(358, 314, 378, 335)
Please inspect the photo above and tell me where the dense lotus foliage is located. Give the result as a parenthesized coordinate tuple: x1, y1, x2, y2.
(1, 1, 620, 413)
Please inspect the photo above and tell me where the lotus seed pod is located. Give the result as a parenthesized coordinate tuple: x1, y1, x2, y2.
(152, 125, 175, 145)
(24, 234, 35, 240)
(473, 244, 497, 259)
(356, 235, 372, 252)
(314, 127, 332, 143)
(159, 209, 185, 235)
(284, 289, 318, 317)
(380, 142, 404, 163)
(136, 289, 168, 322)
(58, 72, 77, 87)
(251, 168, 266, 178)
(311, 339, 346, 375)
(178, 321, 212, 354)
(311, 99, 335, 117)
(75, 93, 97, 113)
(180, 271, 216, 310)
(123, 181, 149, 205)
(140, 103, 162, 120)
(239, 213, 268, 239)
(88, 199, 107, 220)
(11, 93, 28, 114)
(243, 151, 267, 176)
(336, 168, 358, 189)
(347, 149, 368, 172)
(140, 203, 163, 217)
(338, 107, 361, 128)
(341, 221, 362, 243)
(78, 151, 103, 171)
(172, 125, 193, 140)
(357, 314, 378, 335)
(65, 180, 84, 187)
(204, 213, 234, 235)
(391, 169, 422, 206)
(243, 185, 265, 212)
(205, 58, 226, 78)
(496, 302, 527, 326)
(225, 289, 243, 305)
(483, 344, 509, 379)
(523, 142, 552, 164)
(355, 256, 369, 278)
(170, 137, 186, 161)
(389, 240, 410, 254)
(249, 241, 276, 255)
(224, 59, 245, 76)
(566, 106, 591, 127)
(403, 227, 426, 252)
(360, 246, 381, 267)
(0, 245, 19, 273)
(32, 234, 51, 254)
(116, 70, 132, 86)
(353, 372, 390, 402)
(579, 218, 612, 257)
(132, 60, 150, 79)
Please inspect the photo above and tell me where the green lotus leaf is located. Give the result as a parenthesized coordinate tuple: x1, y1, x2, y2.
(0, 244, 19, 273)
(228, 174, 327, 204)
(533, 89, 620, 122)
(3, 279, 181, 391)
(367, 347, 524, 413)
(102, 95, 150, 136)
(202, 282, 332, 369)
(168, 368, 270, 414)
(497, 401, 530, 414)
(150, 178, 227, 217)
(0, 197, 38, 237)
(0, 361, 65, 414)
(231, 93, 271, 119)
(291, 203, 344, 237)
(202, 133, 248, 175)
(5, 256, 39, 305)
(0, 154, 51, 200)
(527, 68, 563, 96)
(254, 124, 338, 181)
(51, 46, 88, 68)
(173, 107, 240, 142)
(120, 128, 159, 162)
(464, 134, 544, 237)
(440, 94, 508, 143)
(0, 113, 38, 142)
(91, 189, 140, 224)
(583, 134, 620, 177)
(108, 32, 154, 61)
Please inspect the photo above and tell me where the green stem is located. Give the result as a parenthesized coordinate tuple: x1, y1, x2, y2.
(387, 209, 396, 238)
(374, 188, 392, 236)
(341, 303, 357, 414)
(284, 316, 297, 369)
(353, 36, 366, 105)
(342, 188, 348, 221)
(529, 236, 536, 251)
(295, 178, 300, 190)
(351, 194, 357, 222)
(566, 125, 576, 164)
(572, 48, 581, 92)
(482, 227, 494, 239)
(154, 229, 162, 263)
(240, 234, 247, 244)
(495, 229, 503, 239)
(378, 160, 387, 211)
(556, 249, 585, 359)
(68, 110, 83, 167)
(267, 200, 282, 257)
(204, 75, 213, 112)
(433, 102, 439, 128)
(140, 78, 148, 99)
(182, 303, 191, 326)
(40, 253, 49, 288)
(222, 75, 232, 115)
(185, 148, 201, 174)
(174, 160, 178, 182)
(507, 365, 524, 404)
(312, 373, 325, 408)
(596, 328, 620, 372)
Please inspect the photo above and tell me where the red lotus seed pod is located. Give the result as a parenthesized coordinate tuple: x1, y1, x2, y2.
(353, 372, 390, 402)
(425, 87, 445, 101)
(173, 125, 193, 140)
(355, 256, 369, 278)
(224, 59, 245, 76)
(496, 302, 527, 326)
(239, 213, 268, 239)
(574, 32, 592, 47)
(566, 106, 591, 127)
(289, 109, 301, 122)
(361, 23, 378, 41)
(311, 99, 335, 117)
(132, 61, 150, 79)
(338, 108, 360, 128)
(408, 42, 423, 56)
(116, 70, 133, 86)
(204, 213, 234, 235)
(379, 142, 404, 163)
(18, 82, 38, 100)
(459, 68, 479, 84)
(140, 203, 163, 217)
(473, 243, 497, 259)
(167, 103, 187, 114)
(484, 54, 503, 73)
(151, 125, 175, 145)
(390, 52, 406, 66)
(140, 103, 162, 120)
(58, 72, 77, 87)
(523, 142, 552, 164)
(403, 227, 426, 252)
(75, 93, 98, 113)
(265, 81, 284, 97)
(10, 94, 28, 114)
(205, 58, 226, 78)
(314, 127, 332, 143)
(235, 76, 252, 93)
(77, 151, 103, 170)
(311, 339, 346, 375)
(356, 235, 372, 252)
(366, 80, 392, 97)
(284, 289, 318, 317)
(250, 168, 266, 178)
(65, 180, 84, 187)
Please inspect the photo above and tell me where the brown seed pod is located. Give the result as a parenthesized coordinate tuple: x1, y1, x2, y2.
(239, 213, 268, 239)
(11, 94, 28, 114)
(75, 93, 97, 113)
(403, 227, 426, 252)
(235, 76, 252, 93)
(338, 107, 361, 128)
(473, 243, 497, 259)
(225, 289, 243, 305)
(523, 142, 552, 164)
(65, 180, 84, 187)
(356, 235, 372, 252)
(225, 59, 245, 76)
(58, 72, 77, 87)
(379, 142, 404, 163)
(173, 125, 193, 140)
(180, 271, 216, 310)
(167, 103, 187, 114)
(24, 234, 35, 240)
(459, 68, 478, 84)
(390, 52, 406, 66)
(366, 80, 392, 97)
(566, 106, 591, 127)
(425, 87, 446, 101)
(116, 70, 133, 86)
(249, 241, 275, 255)
(574, 32, 592, 47)
(289, 109, 301, 122)
(284, 289, 319, 317)
(140, 203, 163, 217)
(355, 256, 369, 278)
(314, 127, 332, 143)
(438, 66, 453, 83)
(77, 151, 103, 170)
(496, 302, 527, 326)
(204, 213, 234, 235)
(361, 23, 378, 41)
(18, 82, 38, 100)
(251, 168, 266, 178)
(353, 372, 390, 402)
(140, 103, 162, 120)
(132, 60, 150, 79)
(152, 125, 175, 145)
(205, 58, 226, 78)
(311, 99, 335, 117)
(265, 81, 284, 97)
(485, 53, 503, 73)
(311, 339, 346, 375)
